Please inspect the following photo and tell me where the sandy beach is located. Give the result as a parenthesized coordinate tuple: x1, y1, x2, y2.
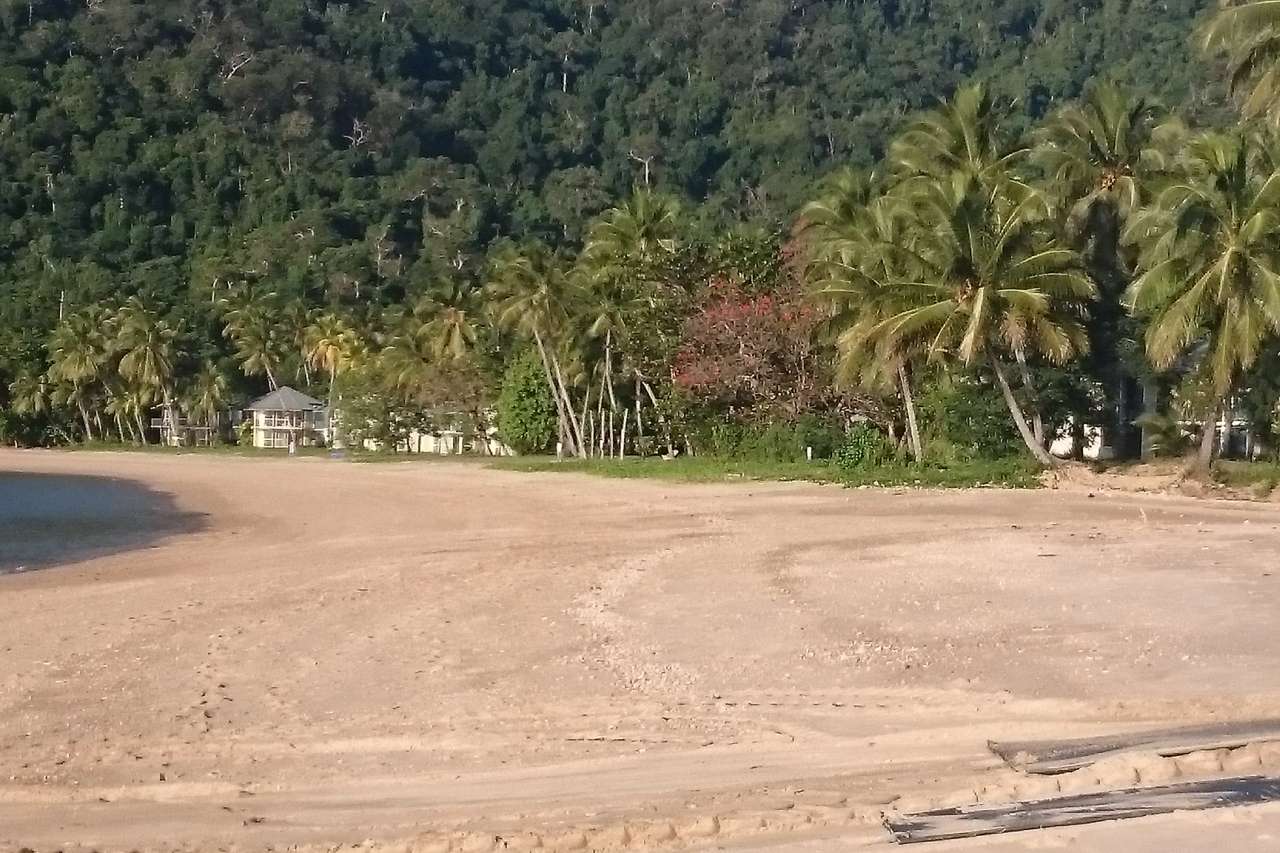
(3, 449, 1280, 852)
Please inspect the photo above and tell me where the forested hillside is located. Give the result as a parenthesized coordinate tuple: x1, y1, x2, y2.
(0, 0, 1212, 337)
(15, 0, 1279, 477)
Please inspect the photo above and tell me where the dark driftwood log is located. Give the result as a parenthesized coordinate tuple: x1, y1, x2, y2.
(885, 775, 1280, 844)
(989, 719, 1280, 774)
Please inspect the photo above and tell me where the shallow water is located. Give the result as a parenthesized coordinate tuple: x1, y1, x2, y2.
(0, 472, 204, 574)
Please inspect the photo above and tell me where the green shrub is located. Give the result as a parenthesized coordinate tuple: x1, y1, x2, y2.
(918, 379, 1020, 460)
(496, 351, 557, 454)
(832, 423, 896, 470)
(1134, 412, 1192, 458)
(795, 414, 845, 459)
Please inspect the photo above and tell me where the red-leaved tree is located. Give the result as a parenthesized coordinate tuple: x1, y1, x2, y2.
(672, 277, 823, 418)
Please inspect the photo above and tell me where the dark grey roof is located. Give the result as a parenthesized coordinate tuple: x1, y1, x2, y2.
(246, 386, 325, 412)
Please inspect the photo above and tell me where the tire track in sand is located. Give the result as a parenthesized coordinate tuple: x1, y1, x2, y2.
(568, 547, 699, 699)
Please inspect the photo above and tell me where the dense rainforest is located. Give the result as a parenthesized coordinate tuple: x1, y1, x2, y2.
(7, 0, 1280, 476)
(0, 0, 1216, 330)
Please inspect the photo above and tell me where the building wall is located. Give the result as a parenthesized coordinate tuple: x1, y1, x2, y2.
(251, 411, 330, 449)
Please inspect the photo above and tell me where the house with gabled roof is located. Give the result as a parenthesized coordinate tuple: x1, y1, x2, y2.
(245, 386, 330, 449)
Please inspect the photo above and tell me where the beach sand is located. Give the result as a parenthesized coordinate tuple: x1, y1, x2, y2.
(2, 449, 1279, 852)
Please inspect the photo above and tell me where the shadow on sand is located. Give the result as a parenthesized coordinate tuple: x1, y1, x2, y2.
(0, 471, 207, 575)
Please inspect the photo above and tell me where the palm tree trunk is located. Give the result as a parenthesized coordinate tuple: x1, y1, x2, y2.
(619, 409, 628, 458)
(1193, 402, 1220, 479)
(634, 375, 645, 452)
(992, 358, 1056, 466)
(163, 389, 178, 447)
(639, 378, 669, 451)
(573, 377, 590, 458)
(134, 410, 148, 445)
(1015, 349, 1046, 447)
(604, 330, 619, 411)
(551, 349, 586, 457)
(898, 363, 923, 463)
(532, 330, 578, 456)
(265, 364, 279, 392)
(326, 370, 338, 447)
(76, 397, 94, 442)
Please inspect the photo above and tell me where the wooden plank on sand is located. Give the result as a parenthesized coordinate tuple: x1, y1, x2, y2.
(885, 776, 1280, 844)
(989, 719, 1280, 774)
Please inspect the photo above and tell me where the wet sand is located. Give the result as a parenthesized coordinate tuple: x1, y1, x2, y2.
(2, 449, 1279, 852)
(0, 467, 205, 574)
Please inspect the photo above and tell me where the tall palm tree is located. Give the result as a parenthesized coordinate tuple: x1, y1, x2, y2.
(889, 84, 1029, 188)
(1201, 1, 1280, 126)
(222, 295, 283, 391)
(487, 245, 587, 456)
(581, 190, 681, 271)
(8, 372, 50, 418)
(1035, 82, 1164, 458)
(116, 298, 178, 444)
(47, 307, 110, 440)
(802, 173, 926, 460)
(305, 312, 361, 443)
(407, 282, 480, 362)
(870, 176, 1096, 465)
(1124, 130, 1280, 474)
(184, 362, 229, 441)
(282, 299, 315, 386)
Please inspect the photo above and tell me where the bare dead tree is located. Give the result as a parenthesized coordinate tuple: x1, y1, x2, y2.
(223, 51, 255, 81)
(345, 118, 371, 148)
(628, 150, 654, 187)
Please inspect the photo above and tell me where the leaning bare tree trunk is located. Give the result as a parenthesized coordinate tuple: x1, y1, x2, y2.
(545, 341, 586, 456)
(639, 378, 670, 452)
(1015, 349, 1046, 448)
(163, 389, 178, 447)
(634, 375, 645, 452)
(619, 409, 629, 458)
(898, 363, 923, 463)
(572, 375, 590, 458)
(992, 358, 1056, 466)
(533, 330, 578, 456)
(75, 390, 94, 441)
(1192, 402, 1220, 480)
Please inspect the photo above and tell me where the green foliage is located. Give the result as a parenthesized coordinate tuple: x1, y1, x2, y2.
(833, 457, 1043, 489)
(918, 380, 1022, 461)
(496, 351, 557, 455)
(832, 424, 897, 471)
(1134, 413, 1194, 458)
(683, 416, 844, 462)
(491, 456, 1042, 489)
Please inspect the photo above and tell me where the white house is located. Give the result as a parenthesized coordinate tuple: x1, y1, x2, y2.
(245, 387, 330, 449)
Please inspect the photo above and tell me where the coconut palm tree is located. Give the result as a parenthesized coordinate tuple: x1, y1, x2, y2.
(581, 190, 681, 271)
(1201, 1, 1280, 126)
(870, 176, 1096, 465)
(407, 282, 480, 362)
(47, 307, 110, 440)
(184, 362, 229, 441)
(1035, 82, 1165, 458)
(889, 84, 1029, 188)
(802, 174, 926, 460)
(222, 296, 283, 391)
(282, 299, 315, 386)
(1124, 130, 1280, 474)
(487, 245, 587, 456)
(305, 312, 362, 444)
(8, 372, 51, 418)
(116, 298, 178, 444)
